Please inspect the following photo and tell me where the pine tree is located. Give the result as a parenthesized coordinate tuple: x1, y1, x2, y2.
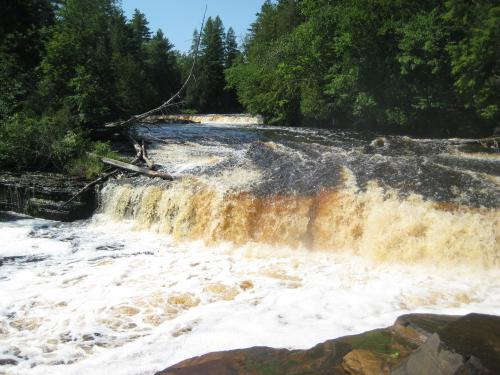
(129, 9, 151, 49)
(195, 16, 226, 113)
(38, 0, 118, 125)
(190, 29, 200, 54)
(223, 27, 242, 112)
(224, 27, 239, 68)
(183, 29, 201, 111)
(145, 30, 181, 106)
(0, 0, 55, 118)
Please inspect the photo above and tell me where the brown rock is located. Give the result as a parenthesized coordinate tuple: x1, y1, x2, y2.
(393, 314, 460, 346)
(156, 313, 500, 375)
(342, 349, 389, 375)
(239, 280, 254, 291)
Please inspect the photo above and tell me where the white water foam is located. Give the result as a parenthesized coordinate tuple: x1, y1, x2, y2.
(1, 214, 499, 374)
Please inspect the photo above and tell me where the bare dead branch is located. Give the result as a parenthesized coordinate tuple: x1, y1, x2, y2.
(61, 169, 119, 207)
(106, 6, 207, 130)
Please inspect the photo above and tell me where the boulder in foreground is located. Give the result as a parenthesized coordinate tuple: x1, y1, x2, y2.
(156, 313, 499, 375)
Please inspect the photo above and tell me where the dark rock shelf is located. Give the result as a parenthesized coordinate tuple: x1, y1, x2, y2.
(0, 172, 97, 221)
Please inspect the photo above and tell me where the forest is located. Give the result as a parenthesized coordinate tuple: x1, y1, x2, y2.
(0, 0, 240, 176)
(1, 0, 499, 177)
(227, 0, 499, 134)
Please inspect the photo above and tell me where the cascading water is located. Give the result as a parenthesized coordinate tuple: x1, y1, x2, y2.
(102, 123, 498, 267)
(1, 122, 499, 374)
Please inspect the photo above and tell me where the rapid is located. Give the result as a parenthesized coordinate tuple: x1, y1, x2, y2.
(1, 122, 499, 374)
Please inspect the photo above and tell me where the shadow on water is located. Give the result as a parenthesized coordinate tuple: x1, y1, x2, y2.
(0, 212, 32, 222)
(0, 255, 48, 267)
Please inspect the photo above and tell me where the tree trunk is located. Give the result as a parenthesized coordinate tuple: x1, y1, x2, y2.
(101, 157, 173, 180)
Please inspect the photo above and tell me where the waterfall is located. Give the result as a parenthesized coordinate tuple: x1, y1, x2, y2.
(100, 172, 498, 268)
(99, 122, 499, 268)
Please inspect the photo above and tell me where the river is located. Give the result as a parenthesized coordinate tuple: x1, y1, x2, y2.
(1, 122, 499, 374)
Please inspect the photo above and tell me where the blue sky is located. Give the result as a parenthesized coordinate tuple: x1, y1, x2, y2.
(121, 0, 266, 53)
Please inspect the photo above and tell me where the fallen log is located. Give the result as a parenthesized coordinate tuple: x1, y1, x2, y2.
(101, 157, 173, 180)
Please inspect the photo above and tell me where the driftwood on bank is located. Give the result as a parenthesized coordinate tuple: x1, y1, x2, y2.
(101, 157, 173, 180)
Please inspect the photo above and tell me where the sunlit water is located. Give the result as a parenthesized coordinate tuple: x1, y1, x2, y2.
(1, 122, 499, 374)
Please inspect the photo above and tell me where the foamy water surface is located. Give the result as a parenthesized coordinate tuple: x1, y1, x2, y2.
(1, 213, 499, 375)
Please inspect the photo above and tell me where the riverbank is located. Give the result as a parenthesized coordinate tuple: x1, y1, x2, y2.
(0, 172, 96, 221)
(157, 313, 500, 375)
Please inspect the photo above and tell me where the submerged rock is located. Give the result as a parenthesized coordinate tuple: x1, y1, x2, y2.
(156, 313, 499, 375)
(0, 172, 96, 221)
(0, 358, 18, 366)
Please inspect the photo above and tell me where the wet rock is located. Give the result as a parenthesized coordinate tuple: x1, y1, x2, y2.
(0, 172, 97, 221)
(157, 343, 351, 375)
(0, 358, 18, 366)
(239, 280, 254, 291)
(156, 313, 499, 375)
(393, 314, 460, 346)
(393, 334, 468, 375)
(342, 349, 390, 375)
(370, 137, 388, 148)
(393, 313, 499, 374)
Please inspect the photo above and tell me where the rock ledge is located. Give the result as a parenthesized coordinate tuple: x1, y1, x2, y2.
(0, 172, 96, 221)
(156, 313, 499, 375)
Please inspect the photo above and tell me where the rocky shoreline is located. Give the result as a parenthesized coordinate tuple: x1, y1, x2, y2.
(157, 313, 499, 375)
(0, 172, 96, 221)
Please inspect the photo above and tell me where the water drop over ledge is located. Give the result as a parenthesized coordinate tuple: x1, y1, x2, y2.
(102, 122, 499, 267)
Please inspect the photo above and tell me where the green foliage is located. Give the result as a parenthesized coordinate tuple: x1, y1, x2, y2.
(37, 0, 181, 125)
(0, 0, 54, 71)
(0, 108, 122, 179)
(129, 9, 151, 47)
(67, 142, 122, 179)
(347, 330, 397, 355)
(185, 17, 242, 113)
(226, 0, 304, 125)
(0, 0, 55, 120)
(224, 27, 240, 68)
(445, 0, 500, 121)
(145, 30, 181, 107)
(228, 0, 498, 134)
(67, 66, 111, 125)
(0, 108, 82, 170)
(190, 16, 227, 113)
(0, 54, 27, 119)
(222, 27, 243, 112)
(0, 0, 183, 176)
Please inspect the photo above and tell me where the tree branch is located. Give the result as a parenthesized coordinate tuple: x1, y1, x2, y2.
(106, 6, 207, 129)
